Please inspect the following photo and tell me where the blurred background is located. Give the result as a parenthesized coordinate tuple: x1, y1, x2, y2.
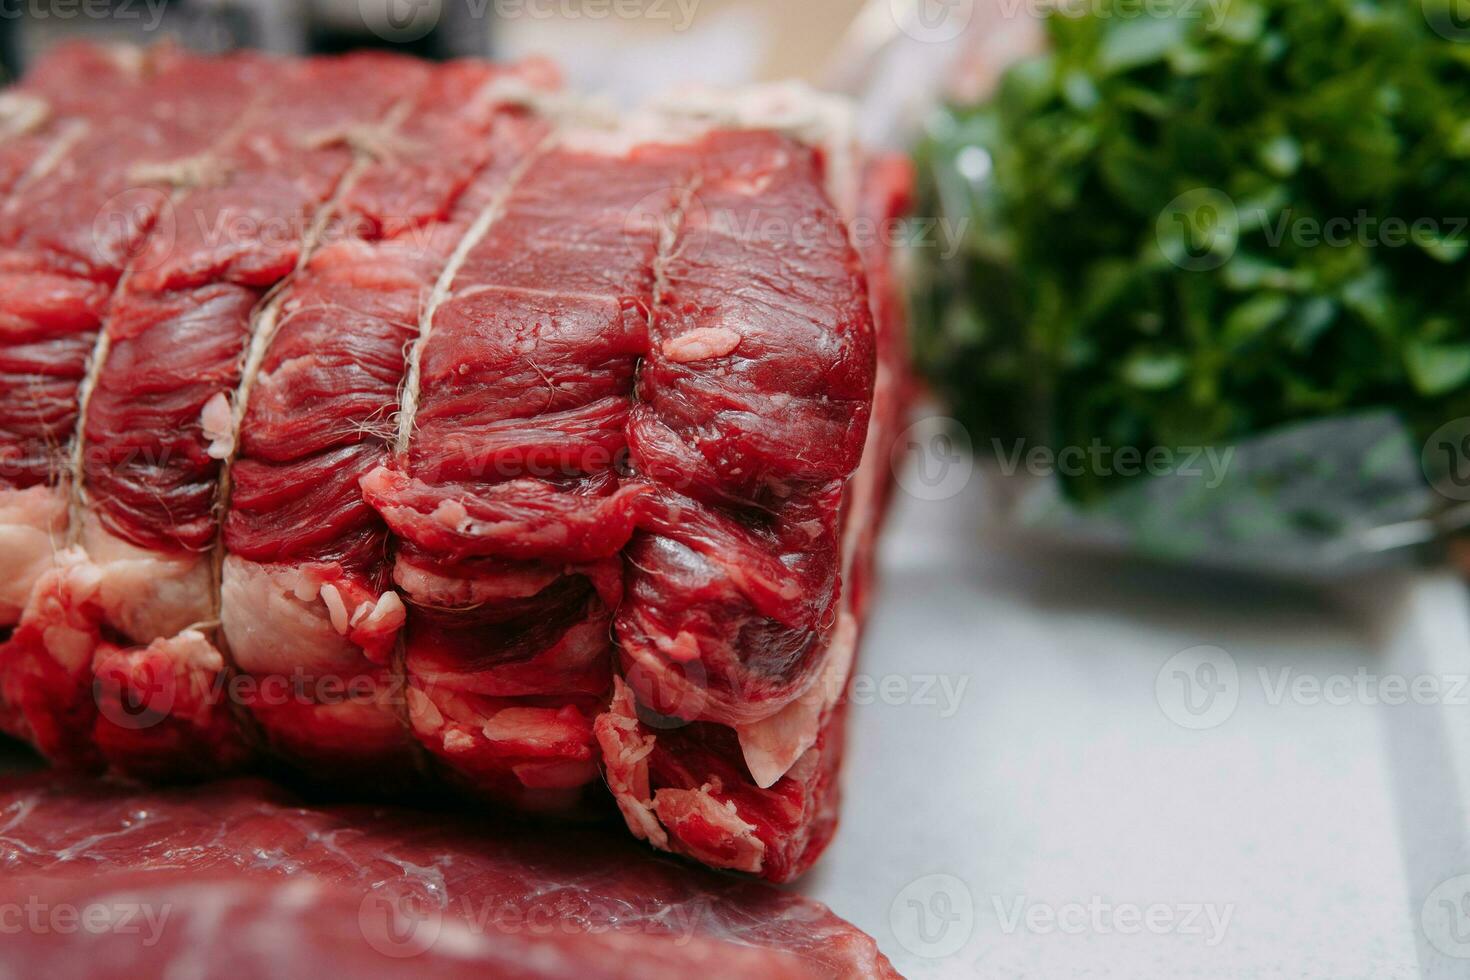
(0, 1, 1021, 142)
(0, 0, 870, 86)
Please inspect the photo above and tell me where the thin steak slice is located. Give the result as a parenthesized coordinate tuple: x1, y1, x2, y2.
(221, 60, 558, 783)
(0, 775, 902, 979)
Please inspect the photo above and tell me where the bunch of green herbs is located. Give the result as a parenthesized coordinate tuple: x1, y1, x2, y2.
(917, 0, 1470, 515)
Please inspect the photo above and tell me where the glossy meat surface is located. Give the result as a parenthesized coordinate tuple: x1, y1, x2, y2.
(0, 775, 901, 979)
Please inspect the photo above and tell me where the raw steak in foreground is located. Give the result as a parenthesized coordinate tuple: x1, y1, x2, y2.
(0, 43, 911, 881)
(0, 775, 901, 979)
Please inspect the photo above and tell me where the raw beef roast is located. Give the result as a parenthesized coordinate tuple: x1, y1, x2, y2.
(0, 43, 911, 882)
(0, 775, 901, 978)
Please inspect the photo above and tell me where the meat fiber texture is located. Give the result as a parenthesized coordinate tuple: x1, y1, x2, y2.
(0, 43, 913, 883)
(0, 775, 902, 979)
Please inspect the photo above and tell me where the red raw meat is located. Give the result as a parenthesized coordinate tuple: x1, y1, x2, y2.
(0, 47, 911, 883)
(0, 775, 901, 979)
(222, 61, 557, 783)
(596, 146, 914, 881)
(0, 45, 152, 214)
(7, 50, 436, 779)
(0, 46, 272, 761)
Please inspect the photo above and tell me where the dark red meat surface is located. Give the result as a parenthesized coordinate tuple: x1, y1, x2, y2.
(0, 775, 901, 979)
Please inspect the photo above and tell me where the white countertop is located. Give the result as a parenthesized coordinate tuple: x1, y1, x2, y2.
(809, 450, 1468, 978)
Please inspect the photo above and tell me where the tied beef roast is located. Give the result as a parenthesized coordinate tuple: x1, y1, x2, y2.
(0, 43, 912, 882)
